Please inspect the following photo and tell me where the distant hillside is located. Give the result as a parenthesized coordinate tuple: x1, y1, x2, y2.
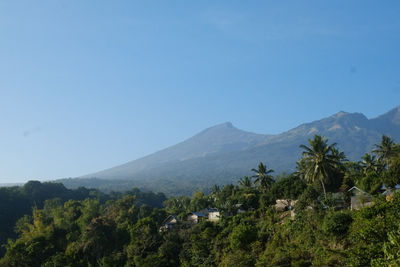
(58, 106, 400, 195)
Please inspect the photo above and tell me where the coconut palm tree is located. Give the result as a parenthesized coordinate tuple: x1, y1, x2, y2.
(238, 176, 252, 188)
(330, 147, 347, 172)
(251, 162, 274, 193)
(299, 135, 339, 197)
(373, 135, 399, 169)
(360, 153, 380, 174)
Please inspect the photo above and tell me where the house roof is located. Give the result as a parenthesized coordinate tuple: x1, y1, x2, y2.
(207, 208, 218, 212)
(382, 184, 400, 195)
(190, 212, 206, 217)
(381, 184, 400, 190)
(162, 215, 178, 225)
(347, 186, 369, 195)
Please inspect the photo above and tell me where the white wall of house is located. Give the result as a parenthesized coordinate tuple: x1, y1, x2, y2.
(208, 212, 220, 222)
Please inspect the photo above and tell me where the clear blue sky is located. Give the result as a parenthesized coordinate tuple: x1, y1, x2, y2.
(1, 1, 400, 182)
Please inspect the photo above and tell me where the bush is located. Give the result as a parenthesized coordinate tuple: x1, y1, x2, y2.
(322, 211, 353, 237)
(229, 223, 257, 250)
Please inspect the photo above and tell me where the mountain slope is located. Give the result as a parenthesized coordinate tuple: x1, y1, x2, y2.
(82, 122, 270, 180)
(61, 106, 400, 194)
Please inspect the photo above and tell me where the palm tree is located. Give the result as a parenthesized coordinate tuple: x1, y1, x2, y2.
(373, 135, 399, 168)
(330, 147, 347, 173)
(238, 176, 252, 188)
(295, 159, 307, 180)
(299, 135, 339, 197)
(360, 153, 380, 174)
(251, 162, 274, 193)
(331, 147, 347, 162)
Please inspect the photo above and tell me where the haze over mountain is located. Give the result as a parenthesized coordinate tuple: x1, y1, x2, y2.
(60, 106, 400, 194)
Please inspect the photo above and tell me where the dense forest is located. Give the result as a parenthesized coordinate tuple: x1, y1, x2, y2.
(1, 134, 400, 266)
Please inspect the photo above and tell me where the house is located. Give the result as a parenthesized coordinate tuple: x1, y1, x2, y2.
(207, 208, 220, 222)
(347, 186, 374, 210)
(381, 184, 400, 202)
(159, 215, 179, 232)
(187, 212, 207, 224)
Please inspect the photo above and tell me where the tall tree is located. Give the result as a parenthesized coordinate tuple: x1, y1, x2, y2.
(360, 153, 381, 174)
(299, 135, 340, 197)
(251, 163, 274, 193)
(238, 176, 252, 188)
(373, 135, 399, 169)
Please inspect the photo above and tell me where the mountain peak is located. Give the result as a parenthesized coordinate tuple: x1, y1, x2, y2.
(217, 121, 234, 128)
(329, 111, 368, 122)
(374, 105, 400, 125)
(332, 111, 349, 118)
(200, 122, 238, 134)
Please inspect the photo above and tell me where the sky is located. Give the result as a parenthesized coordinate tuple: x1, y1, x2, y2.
(0, 1, 400, 183)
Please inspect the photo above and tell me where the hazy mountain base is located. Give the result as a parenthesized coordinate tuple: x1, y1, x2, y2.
(59, 176, 232, 196)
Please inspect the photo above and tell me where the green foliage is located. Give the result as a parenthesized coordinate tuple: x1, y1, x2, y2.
(219, 250, 255, 267)
(372, 227, 400, 266)
(251, 162, 274, 193)
(269, 174, 307, 200)
(296, 186, 320, 211)
(189, 191, 211, 212)
(373, 135, 399, 169)
(299, 135, 345, 196)
(322, 211, 353, 237)
(229, 223, 257, 250)
(383, 158, 400, 187)
(0, 181, 109, 257)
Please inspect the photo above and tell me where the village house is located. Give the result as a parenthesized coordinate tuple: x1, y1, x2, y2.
(159, 215, 179, 232)
(381, 184, 400, 201)
(187, 208, 221, 224)
(348, 186, 374, 210)
(207, 208, 220, 222)
(187, 212, 207, 224)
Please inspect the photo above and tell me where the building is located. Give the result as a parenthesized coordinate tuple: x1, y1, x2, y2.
(207, 208, 220, 222)
(381, 184, 400, 202)
(347, 186, 374, 210)
(187, 212, 207, 224)
(159, 215, 179, 232)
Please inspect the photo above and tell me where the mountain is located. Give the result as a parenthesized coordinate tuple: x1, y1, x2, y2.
(82, 122, 270, 180)
(59, 106, 400, 195)
(370, 106, 400, 136)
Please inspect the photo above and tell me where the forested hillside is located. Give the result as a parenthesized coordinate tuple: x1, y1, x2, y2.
(1, 135, 400, 266)
(0, 182, 166, 258)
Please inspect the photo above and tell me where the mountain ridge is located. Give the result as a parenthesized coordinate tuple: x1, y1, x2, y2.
(82, 121, 270, 180)
(59, 106, 400, 194)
